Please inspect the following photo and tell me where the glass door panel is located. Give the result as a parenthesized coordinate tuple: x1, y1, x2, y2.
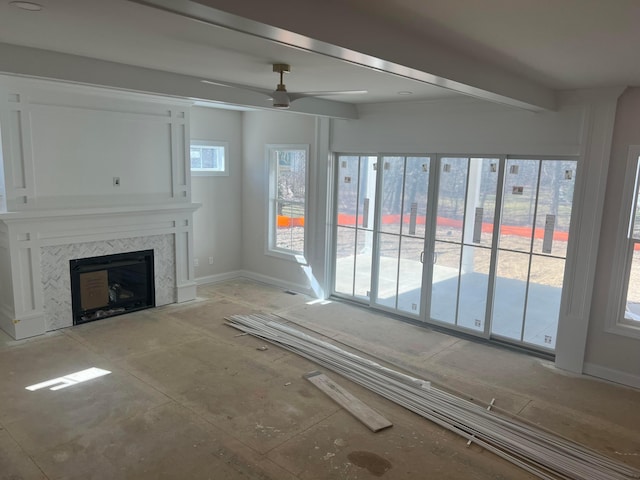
(334, 155, 377, 300)
(457, 158, 499, 333)
(457, 246, 492, 332)
(524, 255, 565, 348)
(403, 157, 431, 238)
(398, 237, 425, 314)
(334, 226, 356, 296)
(435, 158, 468, 242)
(354, 229, 374, 298)
(379, 157, 405, 235)
(492, 250, 529, 340)
(431, 240, 462, 324)
(499, 159, 539, 252)
(491, 159, 577, 350)
(376, 233, 400, 308)
(373, 156, 430, 315)
(532, 160, 576, 257)
(336, 156, 359, 227)
(430, 157, 499, 333)
(465, 159, 499, 248)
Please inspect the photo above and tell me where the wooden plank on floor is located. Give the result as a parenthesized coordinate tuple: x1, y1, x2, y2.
(304, 370, 392, 432)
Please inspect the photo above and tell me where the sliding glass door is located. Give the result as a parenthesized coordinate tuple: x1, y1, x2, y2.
(332, 154, 577, 352)
(491, 159, 576, 349)
(373, 156, 431, 315)
(334, 156, 377, 300)
(428, 157, 499, 334)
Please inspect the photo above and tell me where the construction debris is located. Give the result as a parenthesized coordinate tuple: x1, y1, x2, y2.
(304, 370, 393, 432)
(226, 313, 640, 480)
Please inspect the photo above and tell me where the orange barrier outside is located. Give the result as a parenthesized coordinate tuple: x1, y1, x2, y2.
(277, 215, 305, 227)
(279, 213, 571, 242)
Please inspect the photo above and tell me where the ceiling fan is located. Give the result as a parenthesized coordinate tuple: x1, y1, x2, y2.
(202, 63, 368, 109)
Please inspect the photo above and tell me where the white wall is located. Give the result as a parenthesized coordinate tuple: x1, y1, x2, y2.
(333, 98, 584, 155)
(190, 106, 243, 280)
(585, 87, 640, 387)
(241, 110, 319, 293)
(0, 75, 191, 211)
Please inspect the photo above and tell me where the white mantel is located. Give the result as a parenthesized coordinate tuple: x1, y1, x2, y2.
(0, 203, 200, 339)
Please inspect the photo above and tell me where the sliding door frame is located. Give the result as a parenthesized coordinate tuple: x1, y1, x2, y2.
(329, 152, 579, 355)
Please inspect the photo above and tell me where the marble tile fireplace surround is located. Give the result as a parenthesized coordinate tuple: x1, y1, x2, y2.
(0, 203, 199, 339)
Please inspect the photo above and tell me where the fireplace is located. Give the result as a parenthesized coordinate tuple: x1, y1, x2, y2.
(70, 250, 155, 325)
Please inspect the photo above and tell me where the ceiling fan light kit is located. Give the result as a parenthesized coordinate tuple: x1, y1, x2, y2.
(271, 88, 290, 109)
(272, 63, 291, 109)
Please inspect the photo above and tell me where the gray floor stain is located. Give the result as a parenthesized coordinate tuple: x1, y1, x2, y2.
(347, 450, 392, 476)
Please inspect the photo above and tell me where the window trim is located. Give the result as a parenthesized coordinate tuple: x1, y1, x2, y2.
(190, 140, 229, 176)
(265, 144, 309, 264)
(606, 145, 640, 339)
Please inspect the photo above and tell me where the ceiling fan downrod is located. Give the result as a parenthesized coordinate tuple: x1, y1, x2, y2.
(272, 63, 291, 108)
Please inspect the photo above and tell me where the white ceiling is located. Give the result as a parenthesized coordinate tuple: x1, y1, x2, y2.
(0, 0, 638, 111)
(344, 0, 640, 89)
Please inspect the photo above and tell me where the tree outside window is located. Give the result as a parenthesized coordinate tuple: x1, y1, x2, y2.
(267, 145, 308, 258)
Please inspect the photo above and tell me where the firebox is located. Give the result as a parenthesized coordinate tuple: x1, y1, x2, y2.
(70, 250, 155, 325)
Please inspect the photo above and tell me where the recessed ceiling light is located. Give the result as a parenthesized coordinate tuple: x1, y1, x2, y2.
(9, 1, 43, 11)
(397, 91, 413, 96)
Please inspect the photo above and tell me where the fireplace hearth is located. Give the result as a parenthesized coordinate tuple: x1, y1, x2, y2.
(70, 250, 155, 325)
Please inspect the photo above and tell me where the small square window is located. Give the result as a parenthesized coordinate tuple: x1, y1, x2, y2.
(190, 141, 228, 176)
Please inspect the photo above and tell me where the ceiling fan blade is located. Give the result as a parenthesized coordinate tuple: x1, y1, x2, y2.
(297, 90, 368, 96)
(200, 79, 234, 88)
(200, 79, 272, 97)
(288, 90, 368, 102)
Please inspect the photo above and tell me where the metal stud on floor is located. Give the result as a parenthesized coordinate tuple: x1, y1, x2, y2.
(226, 313, 640, 480)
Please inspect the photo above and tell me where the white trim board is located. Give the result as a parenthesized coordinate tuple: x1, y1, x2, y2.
(195, 270, 245, 286)
(583, 362, 640, 390)
(239, 270, 316, 297)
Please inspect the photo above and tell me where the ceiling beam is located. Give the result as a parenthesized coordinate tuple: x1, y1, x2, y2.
(131, 0, 556, 111)
(0, 43, 359, 120)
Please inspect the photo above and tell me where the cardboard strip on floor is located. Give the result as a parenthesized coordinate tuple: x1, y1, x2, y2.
(304, 370, 393, 432)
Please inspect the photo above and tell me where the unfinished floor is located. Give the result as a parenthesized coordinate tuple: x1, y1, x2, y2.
(1, 278, 639, 479)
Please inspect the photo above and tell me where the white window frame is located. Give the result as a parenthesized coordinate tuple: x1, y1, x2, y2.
(606, 145, 640, 339)
(266, 144, 309, 263)
(190, 140, 229, 176)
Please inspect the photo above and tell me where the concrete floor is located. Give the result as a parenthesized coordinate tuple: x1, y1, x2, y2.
(1, 278, 639, 479)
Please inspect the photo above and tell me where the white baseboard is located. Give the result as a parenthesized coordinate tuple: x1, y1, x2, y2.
(0, 307, 16, 340)
(176, 282, 197, 303)
(238, 270, 316, 298)
(195, 269, 316, 298)
(1, 309, 47, 340)
(195, 270, 245, 286)
(583, 362, 640, 389)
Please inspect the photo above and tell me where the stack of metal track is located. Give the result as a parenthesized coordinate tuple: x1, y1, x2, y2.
(226, 313, 640, 480)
